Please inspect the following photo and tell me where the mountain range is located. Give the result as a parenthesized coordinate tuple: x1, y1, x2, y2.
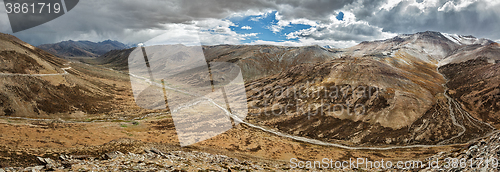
(1, 31, 499, 147)
(90, 31, 500, 146)
(245, 31, 499, 146)
(1, 30, 500, 169)
(37, 40, 130, 58)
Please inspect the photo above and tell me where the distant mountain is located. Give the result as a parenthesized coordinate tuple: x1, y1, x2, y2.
(93, 44, 340, 80)
(343, 31, 493, 63)
(203, 44, 339, 80)
(93, 48, 135, 71)
(37, 40, 130, 58)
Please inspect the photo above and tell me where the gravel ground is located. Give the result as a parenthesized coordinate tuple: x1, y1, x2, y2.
(0, 147, 291, 171)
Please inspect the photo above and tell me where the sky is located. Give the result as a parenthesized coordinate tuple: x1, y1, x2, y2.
(1, 0, 499, 48)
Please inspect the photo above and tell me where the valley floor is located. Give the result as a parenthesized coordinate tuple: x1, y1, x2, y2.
(0, 58, 493, 171)
(0, 113, 460, 171)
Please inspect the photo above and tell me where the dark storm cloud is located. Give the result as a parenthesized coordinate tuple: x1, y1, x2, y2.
(293, 23, 389, 42)
(343, 0, 390, 19)
(273, 0, 359, 22)
(355, 0, 500, 40)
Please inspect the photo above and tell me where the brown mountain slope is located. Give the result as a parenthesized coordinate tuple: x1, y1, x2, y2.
(439, 57, 500, 128)
(244, 56, 493, 146)
(439, 42, 500, 66)
(0, 33, 66, 74)
(243, 32, 496, 146)
(93, 48, 135, 71)
(0, 33, 141, 118)
(35, 31, 497, 146)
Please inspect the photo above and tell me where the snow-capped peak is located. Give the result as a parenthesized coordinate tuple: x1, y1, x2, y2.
(441, 33, 491, 45)
(323, 45, 334, 49)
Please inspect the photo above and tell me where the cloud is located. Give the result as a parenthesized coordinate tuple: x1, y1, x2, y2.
(195, 19, 249, 45)
(242, 33, 259, 37)
(265, 11, 319, 33)
(1, 0, 361, 45)
(351, 0, 500, 40)
(241, 26, 252, 30)
(2, 0, 279, 45)
(285, 11, 396, 42)
(247, 38, 358, 48)
(1, 0, 499, 47)
(438, 0, 478, 12)
(273, 0, 358, 22)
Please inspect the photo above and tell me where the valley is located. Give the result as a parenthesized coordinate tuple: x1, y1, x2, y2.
(0, 31, 498, 171)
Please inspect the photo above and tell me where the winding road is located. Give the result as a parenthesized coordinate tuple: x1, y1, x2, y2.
(0, 67, 71, 76)
(438, 89, 467, 144)
(436, 70, 496, 145)
(129, 67, 496, 150)
(0, 63, 496, 151)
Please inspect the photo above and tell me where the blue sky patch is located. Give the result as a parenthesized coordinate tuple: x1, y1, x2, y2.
(336, 12, 344, 21)
(228, 11, 312, 44)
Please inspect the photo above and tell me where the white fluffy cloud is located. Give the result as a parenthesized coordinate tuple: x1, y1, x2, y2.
(260, 11, 396, 48)
(247, 38, 358, 48)
(241, 26, 252, 30)
(266, 12, 320, 33)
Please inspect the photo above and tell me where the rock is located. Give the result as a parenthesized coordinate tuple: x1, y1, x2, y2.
(6, 147, 283, 171)
(27, 166, 44, 171)
(144, 148, 153, 154)
(150, 148, 166, 157)
(72, 155, 91, 160)
(103, 151, 124, 160)
(59, 154, 70, 161)
(37, 157, 60, 169)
